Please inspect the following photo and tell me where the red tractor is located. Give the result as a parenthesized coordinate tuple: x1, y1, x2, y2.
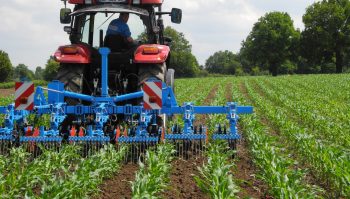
(55, 0, 181, 104)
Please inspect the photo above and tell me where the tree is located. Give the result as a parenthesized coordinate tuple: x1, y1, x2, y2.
(34, 66, 44, 80)
(164, 26, 199, 77)
(43, 58, 59, 81)
(301, 0, 350, 73)
(13, 64, 34, 81)
(205, 50, 242, 75)
(0, 50, 13, 82)
(240, 12, 300, 76)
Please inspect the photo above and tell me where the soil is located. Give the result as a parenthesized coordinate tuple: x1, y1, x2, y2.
(96, 163, 139, 199)
(234, 137, 269, 198)
(161, 157, 210, 199)
(202, 85, 219, 105)
(0, 89, 14, 96)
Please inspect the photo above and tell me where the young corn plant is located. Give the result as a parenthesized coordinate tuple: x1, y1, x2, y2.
(194, 141, 239, 199)
(131, 144, 175, 199)
(0, 145, 81, 198)
(41, 144, 127, 198)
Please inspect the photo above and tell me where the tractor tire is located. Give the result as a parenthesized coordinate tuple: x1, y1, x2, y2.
(56, 64, 85, 105)
(56, 64, 89, 140)
(138, 63, 166, 85)
(166, 68, 175, 92)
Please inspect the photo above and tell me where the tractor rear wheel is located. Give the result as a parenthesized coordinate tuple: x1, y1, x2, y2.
(56, 64, 87, 105)
(56, 64, 88, 140)
(138, 63, 166, 85)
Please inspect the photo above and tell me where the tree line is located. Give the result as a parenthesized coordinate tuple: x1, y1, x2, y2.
(0, 50, 58, 82)
(164, 0, 350, 77)
(177, 0, 350, 76)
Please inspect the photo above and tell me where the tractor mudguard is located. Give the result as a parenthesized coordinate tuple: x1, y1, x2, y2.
(54, 44, 91, 64)
(133, 44, 170, 64)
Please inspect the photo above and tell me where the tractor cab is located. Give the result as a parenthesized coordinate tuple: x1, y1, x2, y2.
(55, 0, 181, 99)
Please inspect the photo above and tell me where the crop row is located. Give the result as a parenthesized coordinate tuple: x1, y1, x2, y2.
(194, 142, 239, 198)
(232, 79, 322, 198)
(0, 144, 127, 198)
(243, 79, 350, 197)
(131, 144, 175, 198)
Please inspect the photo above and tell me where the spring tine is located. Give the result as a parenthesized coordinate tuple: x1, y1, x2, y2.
(193, 141, 196, 158)
(130, 143, 132, 163)
(180, 140, 184, 159)
(133, 143, 135, 163)
(0, 141, 3, 155)
(1, 141, 4, 155)
(138, 143, 142, 163)
(134, 143, 137, 163)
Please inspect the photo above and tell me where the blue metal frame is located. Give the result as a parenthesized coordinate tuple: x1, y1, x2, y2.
(0, 47, 253, 144)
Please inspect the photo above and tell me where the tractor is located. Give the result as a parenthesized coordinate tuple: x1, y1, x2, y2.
(56, 0, 179, 101)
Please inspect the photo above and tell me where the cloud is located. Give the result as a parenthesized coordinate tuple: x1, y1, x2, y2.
(0, 1, 70, 70)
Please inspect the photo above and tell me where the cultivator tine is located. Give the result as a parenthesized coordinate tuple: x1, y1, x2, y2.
(0, 138, 12, 155)
(114, 123, 160, 163)
(20, 139, 62, 158)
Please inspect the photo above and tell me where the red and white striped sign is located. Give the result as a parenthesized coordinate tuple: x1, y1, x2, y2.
(143, 81, 162, 110)
(15, 82, 34, 110)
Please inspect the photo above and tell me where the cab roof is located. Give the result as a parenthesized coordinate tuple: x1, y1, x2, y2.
(68, 0, 163, 5)
(71, 4, 149, 16)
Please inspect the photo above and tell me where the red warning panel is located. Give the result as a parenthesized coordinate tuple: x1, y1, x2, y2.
(15, 82, 34, 110)
(143, 81, 162, 110)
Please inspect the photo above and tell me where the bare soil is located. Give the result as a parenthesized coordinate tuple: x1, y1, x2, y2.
(96, 163, 139, 199)
(0, 89, 14, 96)
(161, 157, 210, 199)
(234, 137, 269, 198)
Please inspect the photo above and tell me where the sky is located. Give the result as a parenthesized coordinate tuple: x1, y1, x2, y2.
(0, 0, 318, 71)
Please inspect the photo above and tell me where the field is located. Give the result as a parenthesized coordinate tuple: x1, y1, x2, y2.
(0, 74, 349, 198)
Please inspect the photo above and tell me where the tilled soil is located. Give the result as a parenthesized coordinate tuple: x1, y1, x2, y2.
(0, 89, 14, 96)
(96, 163, 138, 199)
(161, 157, 210, 199)
(234, 137, 268, 198)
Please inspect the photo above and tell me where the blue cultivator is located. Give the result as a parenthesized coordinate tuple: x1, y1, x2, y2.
(0, 47, 253, 158)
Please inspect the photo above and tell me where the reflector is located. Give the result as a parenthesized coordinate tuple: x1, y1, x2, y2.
(142, 46, 159, 54)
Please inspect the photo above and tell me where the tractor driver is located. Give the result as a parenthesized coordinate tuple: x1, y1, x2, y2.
(106, 13, 134, 44)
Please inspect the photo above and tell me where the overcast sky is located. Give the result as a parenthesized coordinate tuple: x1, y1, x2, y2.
(0, 0, 318, 71)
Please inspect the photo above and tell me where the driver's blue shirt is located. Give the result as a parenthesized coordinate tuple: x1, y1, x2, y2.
(106, 18, 131, 38)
